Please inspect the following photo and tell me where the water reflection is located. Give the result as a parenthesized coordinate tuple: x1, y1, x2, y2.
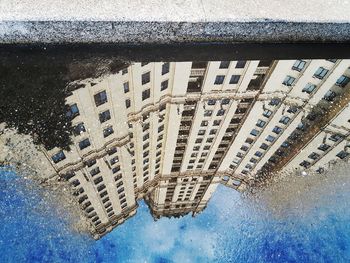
(1, 57, 349, 239)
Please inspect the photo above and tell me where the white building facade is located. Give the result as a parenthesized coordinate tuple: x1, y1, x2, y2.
(41, 59, 350, 238)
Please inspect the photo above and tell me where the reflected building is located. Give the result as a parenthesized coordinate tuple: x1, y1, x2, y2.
(41, 59, 350, 239)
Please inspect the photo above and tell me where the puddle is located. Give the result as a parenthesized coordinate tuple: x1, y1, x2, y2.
(0, 46, 350, 262)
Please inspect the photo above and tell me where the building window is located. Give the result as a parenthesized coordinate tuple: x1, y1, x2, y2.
(204, 110, 213, 117)
(161, 80, 169, 91)
(87, 207, 95, 213)
(73, 123, 86, 136)
(281, 141, 290, 148)
(236, 61, 246, 68)
(143, 114, 149, 122)
(90, 167, 100, 177)
(250, 129, 259, 136)
(198, 130, 206, 135)
(219, 61, 230, 69)
(213, 120, 221, 126)
(292, 60, 306, 71)
(66, 104, 79, 119)
(217, 109, 225, 116)
(214, 75, 225, 85)
(240, 145, 249, 151)
(254, 151, 263, 157)
(142, 72, 151, 85)
(209, 129, 217, 135)
(162, 62, 170, 75)
(107, 147, 117, 155)
(245, 138, 254, 144)
(308, 152, 320, 160)
(230, 118, 240, 125)
(302, 83, 316, 94)
(143, 133, 149, 141)
(323, 90, 337, 101)
(272, 126, 282, 134)
(256, 119, 266, 128)
(123, 82, 129, 93)
(269, 98, 280, 106)
(245, 164, 253, 170)
(103, 126, 114, 138)
(335, 75, 350, 87)
(110, 157, 119, 165)
(260, 143, 269, 150)
(287, 107, 298, 114)
(99, 110, 111, 123)
(222, 98, 230, 105)
(297, 123, 305, 131)
(266, 135, 275, 142)
(94, 176, 103, 185)
(112, 166, 121, 174)
(142, 89, 151, 100)
(71, 179, 80, 187)
(314, 67, 329, 79)
(318, 144, 330, 151)
(299, 160, 311, 168)
(229, 164, 236, 170)
(208, 99, 216, 105)
(195, 138, 203, 144)
(279, 116, 290, 125)
(336, 150, 349, 159)
(229, 75, 240, 84)
(102, 197, 110, 203)
(79, 138, 91, 150)
(201, 121, 208, 126)
(51, 151, 66, 163)
(86, 159, 96, 167)
(143, 142, 149, 150)
(282, 75, 296, 86)
(124, 98, 131, 108)
(329, 134, 343, 142)
(142, 122, 150, 132)
(94, 91, 108, 107)
(263, 109, 273, 118)
(250, 158, 257, 163)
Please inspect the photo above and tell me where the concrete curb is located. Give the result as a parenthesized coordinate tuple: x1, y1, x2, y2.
(1, 21, 350, 44)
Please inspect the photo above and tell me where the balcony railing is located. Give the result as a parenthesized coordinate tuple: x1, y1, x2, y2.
(190, 68, 206, 77)
(254, 66, 269, 75)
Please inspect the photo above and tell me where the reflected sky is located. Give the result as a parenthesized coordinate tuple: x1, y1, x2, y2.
(1, 166, 350, 263)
